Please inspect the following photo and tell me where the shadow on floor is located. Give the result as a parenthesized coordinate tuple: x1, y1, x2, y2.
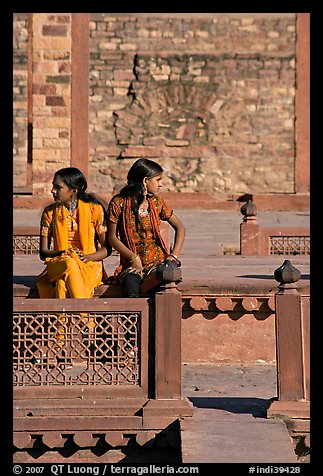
(188, 396, 274, 417)
(239, 274, 310, 280)
(13, 275, 37, 284)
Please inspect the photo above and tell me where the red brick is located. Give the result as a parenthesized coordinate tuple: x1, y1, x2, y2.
(32, 84, 57, 95)
(42, 25, 68, 36)
(46, 96, 66, 106)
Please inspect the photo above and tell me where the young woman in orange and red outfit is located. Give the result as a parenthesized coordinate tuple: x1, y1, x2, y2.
(107, 158, 185, 297)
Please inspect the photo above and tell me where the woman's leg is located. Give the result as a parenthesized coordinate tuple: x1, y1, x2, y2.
(46, 256, 86, 298)
(37, 275, 56, 298)
(123, 272, 142, 297)
(63, 258, 86, 298)
(56, 278, 68, 298)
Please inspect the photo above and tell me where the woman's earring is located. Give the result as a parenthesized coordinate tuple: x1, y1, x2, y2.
(69, 196, 77, 217)
(143, 179, 148, 195)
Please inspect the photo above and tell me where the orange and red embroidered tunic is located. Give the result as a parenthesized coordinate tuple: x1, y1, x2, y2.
(108, 194, 173, 278)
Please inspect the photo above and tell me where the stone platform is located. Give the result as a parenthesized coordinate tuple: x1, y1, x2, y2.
(12, 208, 310, 464)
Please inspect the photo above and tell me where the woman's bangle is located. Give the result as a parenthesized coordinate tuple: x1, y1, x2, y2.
(169, 253, 178, 260)
(130, 254, 139, 263)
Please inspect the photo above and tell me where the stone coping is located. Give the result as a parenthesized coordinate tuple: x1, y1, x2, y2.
(13, 276, 310, 299)
(13, 192, 310, 211)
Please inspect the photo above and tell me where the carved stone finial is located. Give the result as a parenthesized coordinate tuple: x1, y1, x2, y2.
(156, 259, 182, 284)
(240, 199, 258, 221)
(274, 259, 301, 285)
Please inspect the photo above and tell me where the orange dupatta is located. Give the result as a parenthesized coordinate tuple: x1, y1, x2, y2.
(52, 199, 93, 253)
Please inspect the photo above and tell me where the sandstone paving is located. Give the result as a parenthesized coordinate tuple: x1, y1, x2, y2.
(13, 208, 309, 290)
(181, 412, 297, 463)
(180, 363, 300, 463)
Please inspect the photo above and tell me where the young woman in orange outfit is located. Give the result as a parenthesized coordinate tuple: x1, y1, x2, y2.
(37, 167, 111, 299)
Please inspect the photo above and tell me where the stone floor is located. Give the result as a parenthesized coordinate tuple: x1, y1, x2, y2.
(181, 363, 310, 464)
(13, 363, 310, 464)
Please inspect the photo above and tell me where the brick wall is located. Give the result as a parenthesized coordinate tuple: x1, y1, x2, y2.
(13, 13, 28, 187)
(88, 13, 296, 196)
(31, 14, 72, 195)
(13, 13, 299, 198)
(13, 13, 72, 195)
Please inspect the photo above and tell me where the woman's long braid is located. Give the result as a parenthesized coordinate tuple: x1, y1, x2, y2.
(129, 183, 146, 229)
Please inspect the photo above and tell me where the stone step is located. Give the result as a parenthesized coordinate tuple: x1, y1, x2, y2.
(180, 407, 297, 463)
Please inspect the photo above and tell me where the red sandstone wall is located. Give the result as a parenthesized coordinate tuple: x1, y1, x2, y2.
(181, 314, 276, 363)
(13, 13, 28, 188)
(13, 13, 301, 199)
(88, 13, 297, 197)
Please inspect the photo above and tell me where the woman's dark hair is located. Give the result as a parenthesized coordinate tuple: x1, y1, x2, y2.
(119, 158, 163, 220)
(120, 157, 163, 202)
(54, 167, 111, 255)
(54, 167, 101, 205)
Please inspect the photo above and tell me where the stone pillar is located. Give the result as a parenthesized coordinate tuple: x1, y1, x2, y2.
(295, 13, 310, 194)
(154, 282, 183, 399)
(239, 199, 260, 255)
(267, 259, 310, 441)
(30, 13, 90, 196)
(31, 13, 72, 195)
(71, 13, 90, 178)
(142, 281, 193, 421)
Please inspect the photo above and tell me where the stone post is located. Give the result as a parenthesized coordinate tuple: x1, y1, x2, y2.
(240, 199, 260, 255)
(154, 281, 183, 399)
(142, 280, 193, 421)
(267, 259, 310, 441)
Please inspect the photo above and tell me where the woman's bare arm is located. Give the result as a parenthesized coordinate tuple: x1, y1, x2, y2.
(39, 228, 108, 263)
(79, 229, 108, 263)
(167, 213, 185, 259)
(39, 233, 61, 261)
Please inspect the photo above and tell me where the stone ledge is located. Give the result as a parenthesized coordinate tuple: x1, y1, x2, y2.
(13, 192, 310, 211)
(13, 277, 310, 299)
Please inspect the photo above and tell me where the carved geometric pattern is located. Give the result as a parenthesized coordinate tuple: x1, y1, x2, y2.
(13, 311, 139, 386)
(270, 236, 310, 256)
(13, 235, 40, 254)
(114, 82, 216, 146)
(13, 429, 179, 450)
(182, 295, 275, 317)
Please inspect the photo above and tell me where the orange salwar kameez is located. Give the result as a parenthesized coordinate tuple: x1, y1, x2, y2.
(36, 200, 107, 299)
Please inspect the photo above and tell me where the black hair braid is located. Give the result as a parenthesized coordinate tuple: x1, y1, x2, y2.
(78, 190, 101, 205)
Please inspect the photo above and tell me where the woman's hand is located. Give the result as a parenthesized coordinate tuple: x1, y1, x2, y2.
(128, 254, 143, 274)
(165, 254, 181, 267)
(78, 252, 91, 263)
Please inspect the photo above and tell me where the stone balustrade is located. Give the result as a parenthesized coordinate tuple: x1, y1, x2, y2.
(240, 200, 310, 256)
(267, 259, 310, 447)
(13, 278, 193, 456)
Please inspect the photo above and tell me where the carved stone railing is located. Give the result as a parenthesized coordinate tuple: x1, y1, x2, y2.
(13, 279, 193, 454)
(267, 260, 310, 448)
(240, 200, 310, 256)
(13, 227, 39, 254)
(13, 221, 170, 255)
